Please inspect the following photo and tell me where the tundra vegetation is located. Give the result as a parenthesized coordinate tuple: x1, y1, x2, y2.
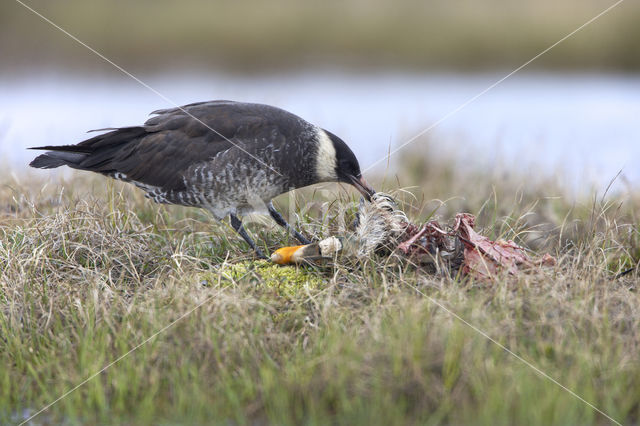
(1, 149, 639, 425)
(3, 0, 640, 73)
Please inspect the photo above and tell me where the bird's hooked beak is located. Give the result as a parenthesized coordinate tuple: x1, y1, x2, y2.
(349, 175, 375, 201)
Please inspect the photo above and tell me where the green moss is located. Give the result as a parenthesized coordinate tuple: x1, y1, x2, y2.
(220, 260, 325, 297)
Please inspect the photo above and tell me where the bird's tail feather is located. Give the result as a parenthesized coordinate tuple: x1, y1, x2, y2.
(28, 126, 146, 170)
(29, 149, 89, 169)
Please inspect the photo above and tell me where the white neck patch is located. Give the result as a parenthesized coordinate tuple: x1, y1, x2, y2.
(315, 129, 338, 181)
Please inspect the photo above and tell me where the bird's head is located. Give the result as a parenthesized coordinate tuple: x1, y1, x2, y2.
(315, 129, 375, 201)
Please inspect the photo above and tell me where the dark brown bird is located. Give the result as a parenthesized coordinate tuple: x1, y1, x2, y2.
(29, 100, 375, 258)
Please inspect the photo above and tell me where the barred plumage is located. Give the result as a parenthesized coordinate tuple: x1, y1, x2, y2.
(29, 100, 374, 257)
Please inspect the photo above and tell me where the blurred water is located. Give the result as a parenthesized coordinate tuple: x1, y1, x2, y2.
(1, 71, 638, 193)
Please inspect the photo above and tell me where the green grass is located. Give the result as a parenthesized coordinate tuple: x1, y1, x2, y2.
(1, 161, 639, 424)
(3, 0, 640, 72)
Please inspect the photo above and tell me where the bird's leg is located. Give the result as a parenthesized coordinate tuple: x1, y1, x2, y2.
(268, 202, 312, 245)
(229, 213, 268, 259)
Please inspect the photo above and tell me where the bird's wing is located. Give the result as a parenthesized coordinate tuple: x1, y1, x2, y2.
(79, 102, 286, 191)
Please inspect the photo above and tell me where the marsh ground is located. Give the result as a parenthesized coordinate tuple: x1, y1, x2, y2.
(3, 0, 640, 73)
(1, 153, 638, 425)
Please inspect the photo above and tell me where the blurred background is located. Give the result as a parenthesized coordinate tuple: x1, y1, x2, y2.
(1, 0, 639, 195)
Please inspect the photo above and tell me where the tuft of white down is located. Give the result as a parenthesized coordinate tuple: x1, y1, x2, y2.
(314, 129, 338, 181)
(278, 192, 409, 264)
(352, 192, 409, 258)
(318, 236, 343, 258)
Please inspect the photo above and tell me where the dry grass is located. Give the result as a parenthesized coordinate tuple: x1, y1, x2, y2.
(1, 159, 639, 424)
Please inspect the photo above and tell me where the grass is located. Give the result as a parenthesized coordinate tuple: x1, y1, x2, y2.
(3, 0, 640, 73)
(1, 157, 639, 424)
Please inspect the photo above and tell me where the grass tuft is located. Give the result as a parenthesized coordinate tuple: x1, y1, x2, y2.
(1, 162, 639, 424)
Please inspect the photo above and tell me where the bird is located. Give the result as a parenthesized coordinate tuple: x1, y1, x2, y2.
(29, 100, 375, 258)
